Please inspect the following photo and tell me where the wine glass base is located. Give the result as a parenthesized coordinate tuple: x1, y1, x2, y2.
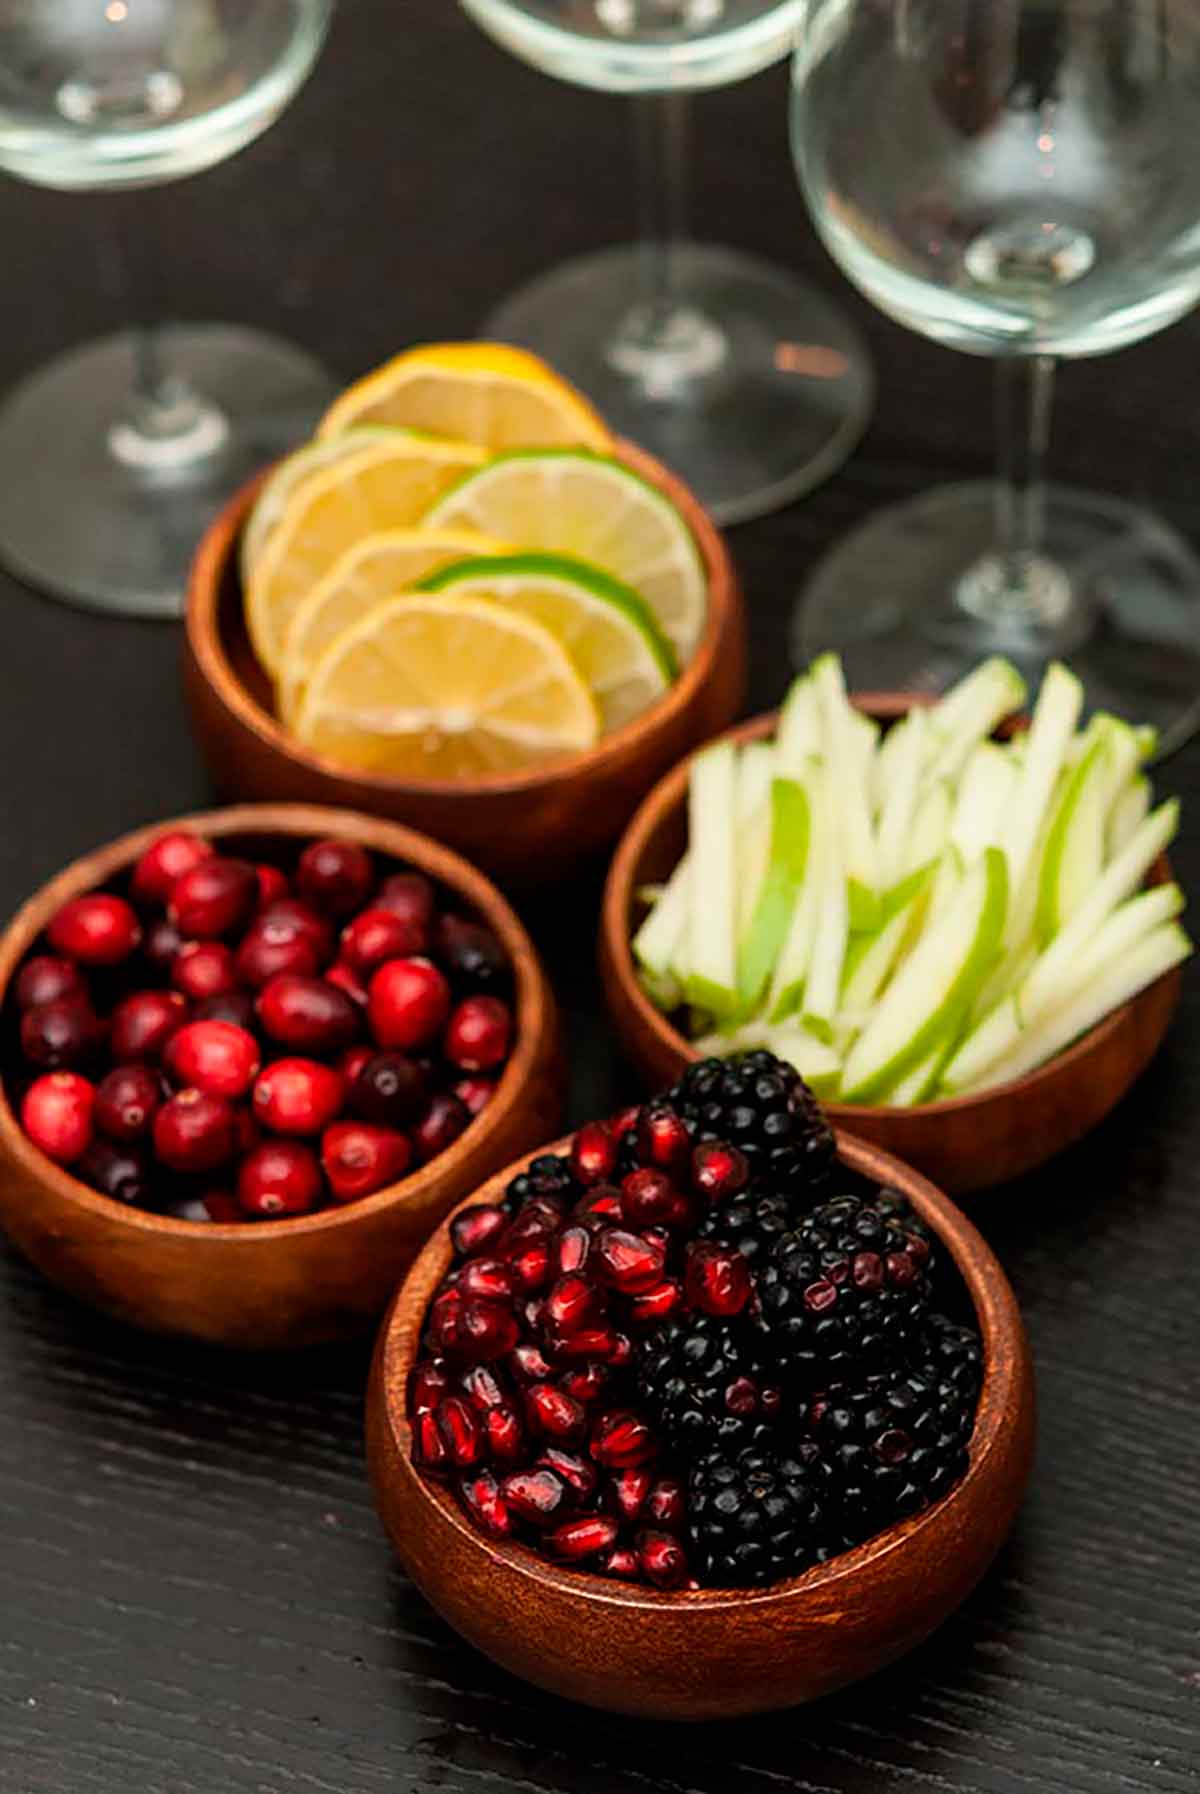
(794, 480, 1200, 757)
(483, 242, 875, 525)
(0, 326, 336, 619)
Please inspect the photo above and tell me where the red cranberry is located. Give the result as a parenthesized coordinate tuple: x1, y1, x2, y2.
(453, 1076, 496, 1117)
(501, 1468, 568, 1526)
(549, 1516, 618, 1561)
(620, 1167, 678, 1228)
(257, 897, 334, 959)
(691, 1141, 750, 1204)
(368, 957, 451, 1052)
(435, 1395, 484, 1468)
(593, 1227, 666, 1295)
(412, 1091, 470, 1163)
(253, 863, 290, 908)
(169, 858, 257, 940)
(76, 1138, 151, 1206)
(408, 1360, 453, 1416)
(324, 960, 368, 1007)
(435, 913, 509, 993)
(458, 1470, 512, 1538)
(193, 990, 258, 1034)
(110, 989, 187, 1062)
(546, 1273, 605, 1335)
(13, 956, 85, 1011)
(236, 926, 320, 989)
(525, 1384, 585, 1441)
(153, 1088, 237, 1174)
(644, 1476, 685, 1530)
(443, 996, 512, 1072)
(340, 907, 426, 977)
(296, 838, 374, 916)
(94, 1064, 162, 1143)
(47, 893, 140, 966)
(457, 1259, 517, 1303)
(171, 941, 239, 1002)
(450, 1203, 507, 1259)
(166, 1020, 260, 1099)
(21, 1072, 94, 1164)
(236, 1140, 323, 1218)
(433, 1297, 519, 1363)
(376, 871, 435, 930)
(20, 999, 100, 1071)
(629, 1279, 683, 1326)
(320, 1121, 411, 1203)
(611, 1104, 639, 1140)
(569, 1120, 617, 1187)
(130, 830, 213, 905)
(201, 1190, 242, 1223)
(636, 1103, 691, 1172)
(253, 1058, 343, 1136)
(607, 1467, 652, 1523)
(590, 1410, 657, 1468)
(637, 1529, 688, 1589)
(349, 1052, 428, 1127)
(256, 973, 358, 1055)
(338, 1042, 373, 1088)
(143, 918, 185, 973)
(599, 1546, 642, 1580)
(685, 1242, 752, 1316)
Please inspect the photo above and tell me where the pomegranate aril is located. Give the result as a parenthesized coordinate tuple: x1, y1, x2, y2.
(413, 1410, 447, 1471)
(453, 1076, 496, 1118)
(171, 941, 239, 1002)
(94, 1064, 162, 1143)
(76, 1139, 151, 1206)
(636, 1103, 691, 1172)
(321, 1122, 411, 1203)
(14, 956, 85, 1012)
(153, 1088, 236, 1174)
(691, 1141, 750, 1203)
(297, 838, 374, 917)
(545, 1273, 604, 1334)
(525, 1383, 585, 1441)
(484, 1402, 523, 1464)
(610, 1105, 639, 1140)
(368, 957, 451, 1052)
(607, 1332, 633, 1371)
(607, 1467, 652, 1523)
(412, 1091, 470, 1163)
(434, 1396, 483, 1468)
(574, 1188, 624, 1222)
(21, 1073, 94, 1164)
(620, 1167, 678, 1228)
(165, 1020, 260, 1099)
(350, 1052, 428, 1128)
(599, 1546, 642, 1581)
(548, 1516, 618, 1562)
(47, 893, 141, 966)
(551, 1327, 620, 1363)
(569, 1120, 617, 1187)
(20, 999, 100, 1071)
(131, 831, 213, 905)
(459, 1364, 505, 1411)
(644, 1477, 685, 1530)
(594, 1227, 666, 1294)
(451, 1204, 508, 1260)
(437, 1299, 519, 1364)
(637, 1529, 689, 1589)
(253, 1057, 343, 1136)
(685, 1241, 752, 1316)
(509, 1240, 551, 1292)
(408, 1360, 452, 1416)
(558, 1362, 609, 1404)
(509, 1342, 553, 1384)
(458, 1470, 512, 1538)
(554, 1223, 592, 1275)
(591, 1410, 657, 1469)
(501, 1468, 568, 1526)
(629, 1279, 683, 1326)
(457, 1258, 517, 1303)
(169, 859, 257, 940)
(340, 907, 425, 976)
(522, 1295, 546, 1333)
(536, 1446, 597, 1503)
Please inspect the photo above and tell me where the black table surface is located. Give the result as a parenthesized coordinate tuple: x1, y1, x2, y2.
(2, 6, 1199, 1790)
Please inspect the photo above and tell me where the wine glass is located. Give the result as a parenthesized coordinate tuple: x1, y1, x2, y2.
(789, 0, 1200, 751)
(459, 0, 874, 525)
(0, 0, 334, 617)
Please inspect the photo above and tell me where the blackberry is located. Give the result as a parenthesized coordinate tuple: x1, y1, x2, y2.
(635, 1312, 782, 1454)
(668, 1050, 836, 1193)
(687, 1442, 836, 1586)
(756, 1190, 935, 1382)
(696, 1187, 796, 1267)
(503, 1151, 579, 1214)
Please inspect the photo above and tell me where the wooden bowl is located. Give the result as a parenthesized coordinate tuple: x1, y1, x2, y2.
(183, 440, 747, 886)
(366, 1131, 1036, 1719)
(0, 804, 565, 1350)
(599, 699, 1183, 1195)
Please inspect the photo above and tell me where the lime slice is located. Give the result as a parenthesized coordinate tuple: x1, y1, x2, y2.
(420, 552, 675, 733)
(293, 593, 599, 779)
(240, 428, 397, 583)
(424, 450, 708, 661)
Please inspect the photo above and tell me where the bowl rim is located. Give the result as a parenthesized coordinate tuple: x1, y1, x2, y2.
(0, 802, 552, 1243)
(601, 696, 1173, 1121)
(375, 1128, 1030, 1614)
(184, 437, 739, 800)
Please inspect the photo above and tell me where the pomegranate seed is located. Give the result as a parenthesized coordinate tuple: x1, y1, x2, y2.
(376, 872, 435, 931)
(485, 1402, 524, 1463)
(594, 1227, 666, 1294)
(509, 1240, 551, 1292)
(47, 893, 140, 966)
(296, 838, 374, 917)
(458, 1259, 517, 1303)
(171, 941, 240, 1002)
(545, 1272, 605, 1335)
(685, 1241, 752, 1316)
(350, 1052, 428, 1128)
(525, 1383, 585, 1441)
(453, 1076, 496, 1118)
(13, 956, 86, 1011)
(168, 859, 257, 940)
(77, 1139, 151, 1206)
(321, 1121, 411, 1203)
(691, 1141, 750, 1204)
(109, 989, 187, 1063)
(637, 1529, 689, 1589)
(558, 1363, 609, 1404)
(236, 923, 321, 989)
(413, 1411, 447, 1470)
(253, 1058, 343, 1136)
(610, 1105, 639, 1140)
(408, 1360, 452, 1416)
(551, 1326, 620, 1363)
(340, 907, 426, 976)
(570, 1120, 617, 1187)
(153, 1088, 237, 1174)
(599, 1546, 642, 1581)
(501, 1207, 556, 1251)
(459, 1364, 505, 1410)
(143, 919, 185, 973)
(522, 1296, 547, 1335)
(607, 1467, 652, 1523)
(20, 999, 100, 1071)
(724, 1376, 761, 1417)
(254, 863, 290, 909)
(458, 1470, 512, 1538)
(436, 1299, 519, 1364)
(165, 1020, 260, 1099)
(548, 1516, 618, 1562)
(620, 1167, 678, 1228)
(554, 1224, 592, 1275)
(256, 974, 358, 1056)
(94, 1064, 162, 1143)
(590, 1410, 657, 1468)
(368, 957, 451, 1052)
(608, 1333, 633, 1371)
(644, 1476, 685, 1529)
(509, 1342, 553, 1384)
(574, 1187, 624, 1221)
(886, 1249, 920, 1289)
(21, 1072, 95, 1164)
(131, 831, 213, 905)
(536, 1446, 597, 1502)
(236, 1141, 323, 1218)
(501, 1468, 569, 1526)
(435, 1396, 483, 1468)
(629, 1280, 683, 1326)
(636, 1103, 691, 1173)
(411, 1092, 471, 1163)
(451, 1204, 508, 1259)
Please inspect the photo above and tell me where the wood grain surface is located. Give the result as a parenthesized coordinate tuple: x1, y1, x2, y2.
(0, 3, 1197, 1788)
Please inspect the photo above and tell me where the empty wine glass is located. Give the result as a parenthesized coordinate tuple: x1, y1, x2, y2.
(791, 0, 1200, 750)
(0, 0, 334, 617)
(460, 0, 874, 524)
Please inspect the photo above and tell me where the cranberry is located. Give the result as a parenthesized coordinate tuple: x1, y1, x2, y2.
(637, 1529, 688, 1589)
(76, 1138, 152, 1205)
(257, 897, 334, 961)
(235, 926, 319, 989)
(458, 1470, 512, 1538)
(338, 1042, 374, 1089)
(607, 1467, 652, 1523)
(593, 1227, 666, 1295)
(435, 1395, 484, 1468)
(340, 907, 426, 977)
(569, 1120, 617, 1187)
(553, 1223, 592, 1275)
(376, 871, 435, 931)
(171, 941, 240, 1002)
(256, 974, 358, 1056)
(629, 1279, 684, 1326)
(320, 1121, 411, 1203)
(110, 989, 188, 1062)
(94, 1064, 162, 1143)
(165, 1020, 260, 1099)
(644, 1476, 685, 1530)
(458, 1258, 517, 1303)
(549, 1516, 618, 1561)
(47, 893, 140, 966)
(20, 999, 100, 1071)
(169, 858, 258, 940)
(193, 990, 258, 1034)
(153, 1088, 237, 1174)
(324, 960, 368, 1008)
(691, 1141, 749, 1204)
(253, 863, 290, 908)
(685, 1242, 752, 1316)
(433, 1297, 519, 1363)
(501, 1468, 568, 1526)
(611, 1105, 639, 1141)
(408, 1360, 453, 1416)
(368, 957, 451, 1052)
(201, 1189, 242, 1223)
(253, 1057, 343, 1136)
(130, 830, 213, 905)
(637, 1103, 691, 1173)
(435, 913, 509, 993)
(599, 1547, 642, 1580)
(21, 1072, 94, 1164)
(525, 1384, 585, 1441)
(450, 1203, 507, 1259)
(237, 1140, 323, 1218)
(590, 1410, 657, 1468)
(412, 1091, 470, 1163)
(620, 1167, 678, 1228)
(13, 956, 85, 1011)
(297, 838, 374, 916)
(143, 919, 185, 973)
(349, 1052, 428, 1127)
(443, 996, 512, 1073)
(453, 1076, 496, 1118)
(545, 1273, 605, 1335)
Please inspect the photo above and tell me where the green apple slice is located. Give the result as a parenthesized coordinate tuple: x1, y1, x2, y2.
(681, 740, 739, 1017)
(903, 777, 953, 878)
(998, 661, 1083, 906)
(876, 710, 928, 887)
(840, 846, 1009, 1104)
(811, 655, 880, 931)
(1108, 775, 1150, 858)
(949, 741, 1016, 864)
(737, 778, 811, 1013)
(767, 765, 824, 1022)
(840, 859, 935, 1017)
(924, 657, 1028, 785)
(1035, 732, 1110, 945)
(886, 1042, 950, 1107)
(776, 674, 820, 771)
(800, 765, 849, 1043)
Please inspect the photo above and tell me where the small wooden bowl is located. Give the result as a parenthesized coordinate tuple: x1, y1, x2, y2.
(367, 1131, 1035, 1719)
(0, 804, 565, 1350)
(599, 699, 1183, 1195)
(183, 440, 747, 886)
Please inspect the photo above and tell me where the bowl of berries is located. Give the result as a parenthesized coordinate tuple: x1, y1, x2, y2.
(366, 1051, 1035, 1718)
(0, 805, 563, 1349)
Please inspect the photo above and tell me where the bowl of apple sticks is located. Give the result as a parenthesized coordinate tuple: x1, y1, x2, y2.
(600, 656, 1190, 1194)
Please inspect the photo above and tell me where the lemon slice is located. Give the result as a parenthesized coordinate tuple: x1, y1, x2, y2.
(294, 594, 599, 779)
(246, 432, 486, 675)
(239, 427, 397, 583)
(317, 342, 612, 453)
(276, 526, 507, 726)
(420, 552, 675, 734)
(424, 451, 708, 661)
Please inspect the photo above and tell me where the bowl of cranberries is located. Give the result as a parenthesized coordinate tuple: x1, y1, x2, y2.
(0, 805, 563, 1349)
(367, 1052, 1035, 1719)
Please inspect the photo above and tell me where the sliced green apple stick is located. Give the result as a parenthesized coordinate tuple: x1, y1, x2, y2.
(876, 710, 928, 888)
(767, 769, 824, 1022)
(633, 852, 690, 1008)
(839, 846, 1008, 1104)
(1034, 732, 1111, 945)
(1108, 775, 1150, 858)
(801, 769, 849, 1043)
(949, 741, 1016, 863)
(887, 1043, 949, 1107)
(840, 861, 935, 1017)
(682, 740, 739, 1017)
(902, 777, 953, 878)
(1135, 724, 1158, 762)
(811, 654, 880, 931)
(776, 675, 820, 772)
(924, 658, 1028, 785)
(737, 777, 811, 1012)
(961, 923, 1192, 1093)
(997, 661, 1084, 906)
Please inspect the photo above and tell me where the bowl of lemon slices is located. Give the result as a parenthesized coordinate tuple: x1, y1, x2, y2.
(184, 343, 746, 883)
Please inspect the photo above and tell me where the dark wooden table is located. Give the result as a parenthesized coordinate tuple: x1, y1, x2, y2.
(1, 6, 1197, 1790)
